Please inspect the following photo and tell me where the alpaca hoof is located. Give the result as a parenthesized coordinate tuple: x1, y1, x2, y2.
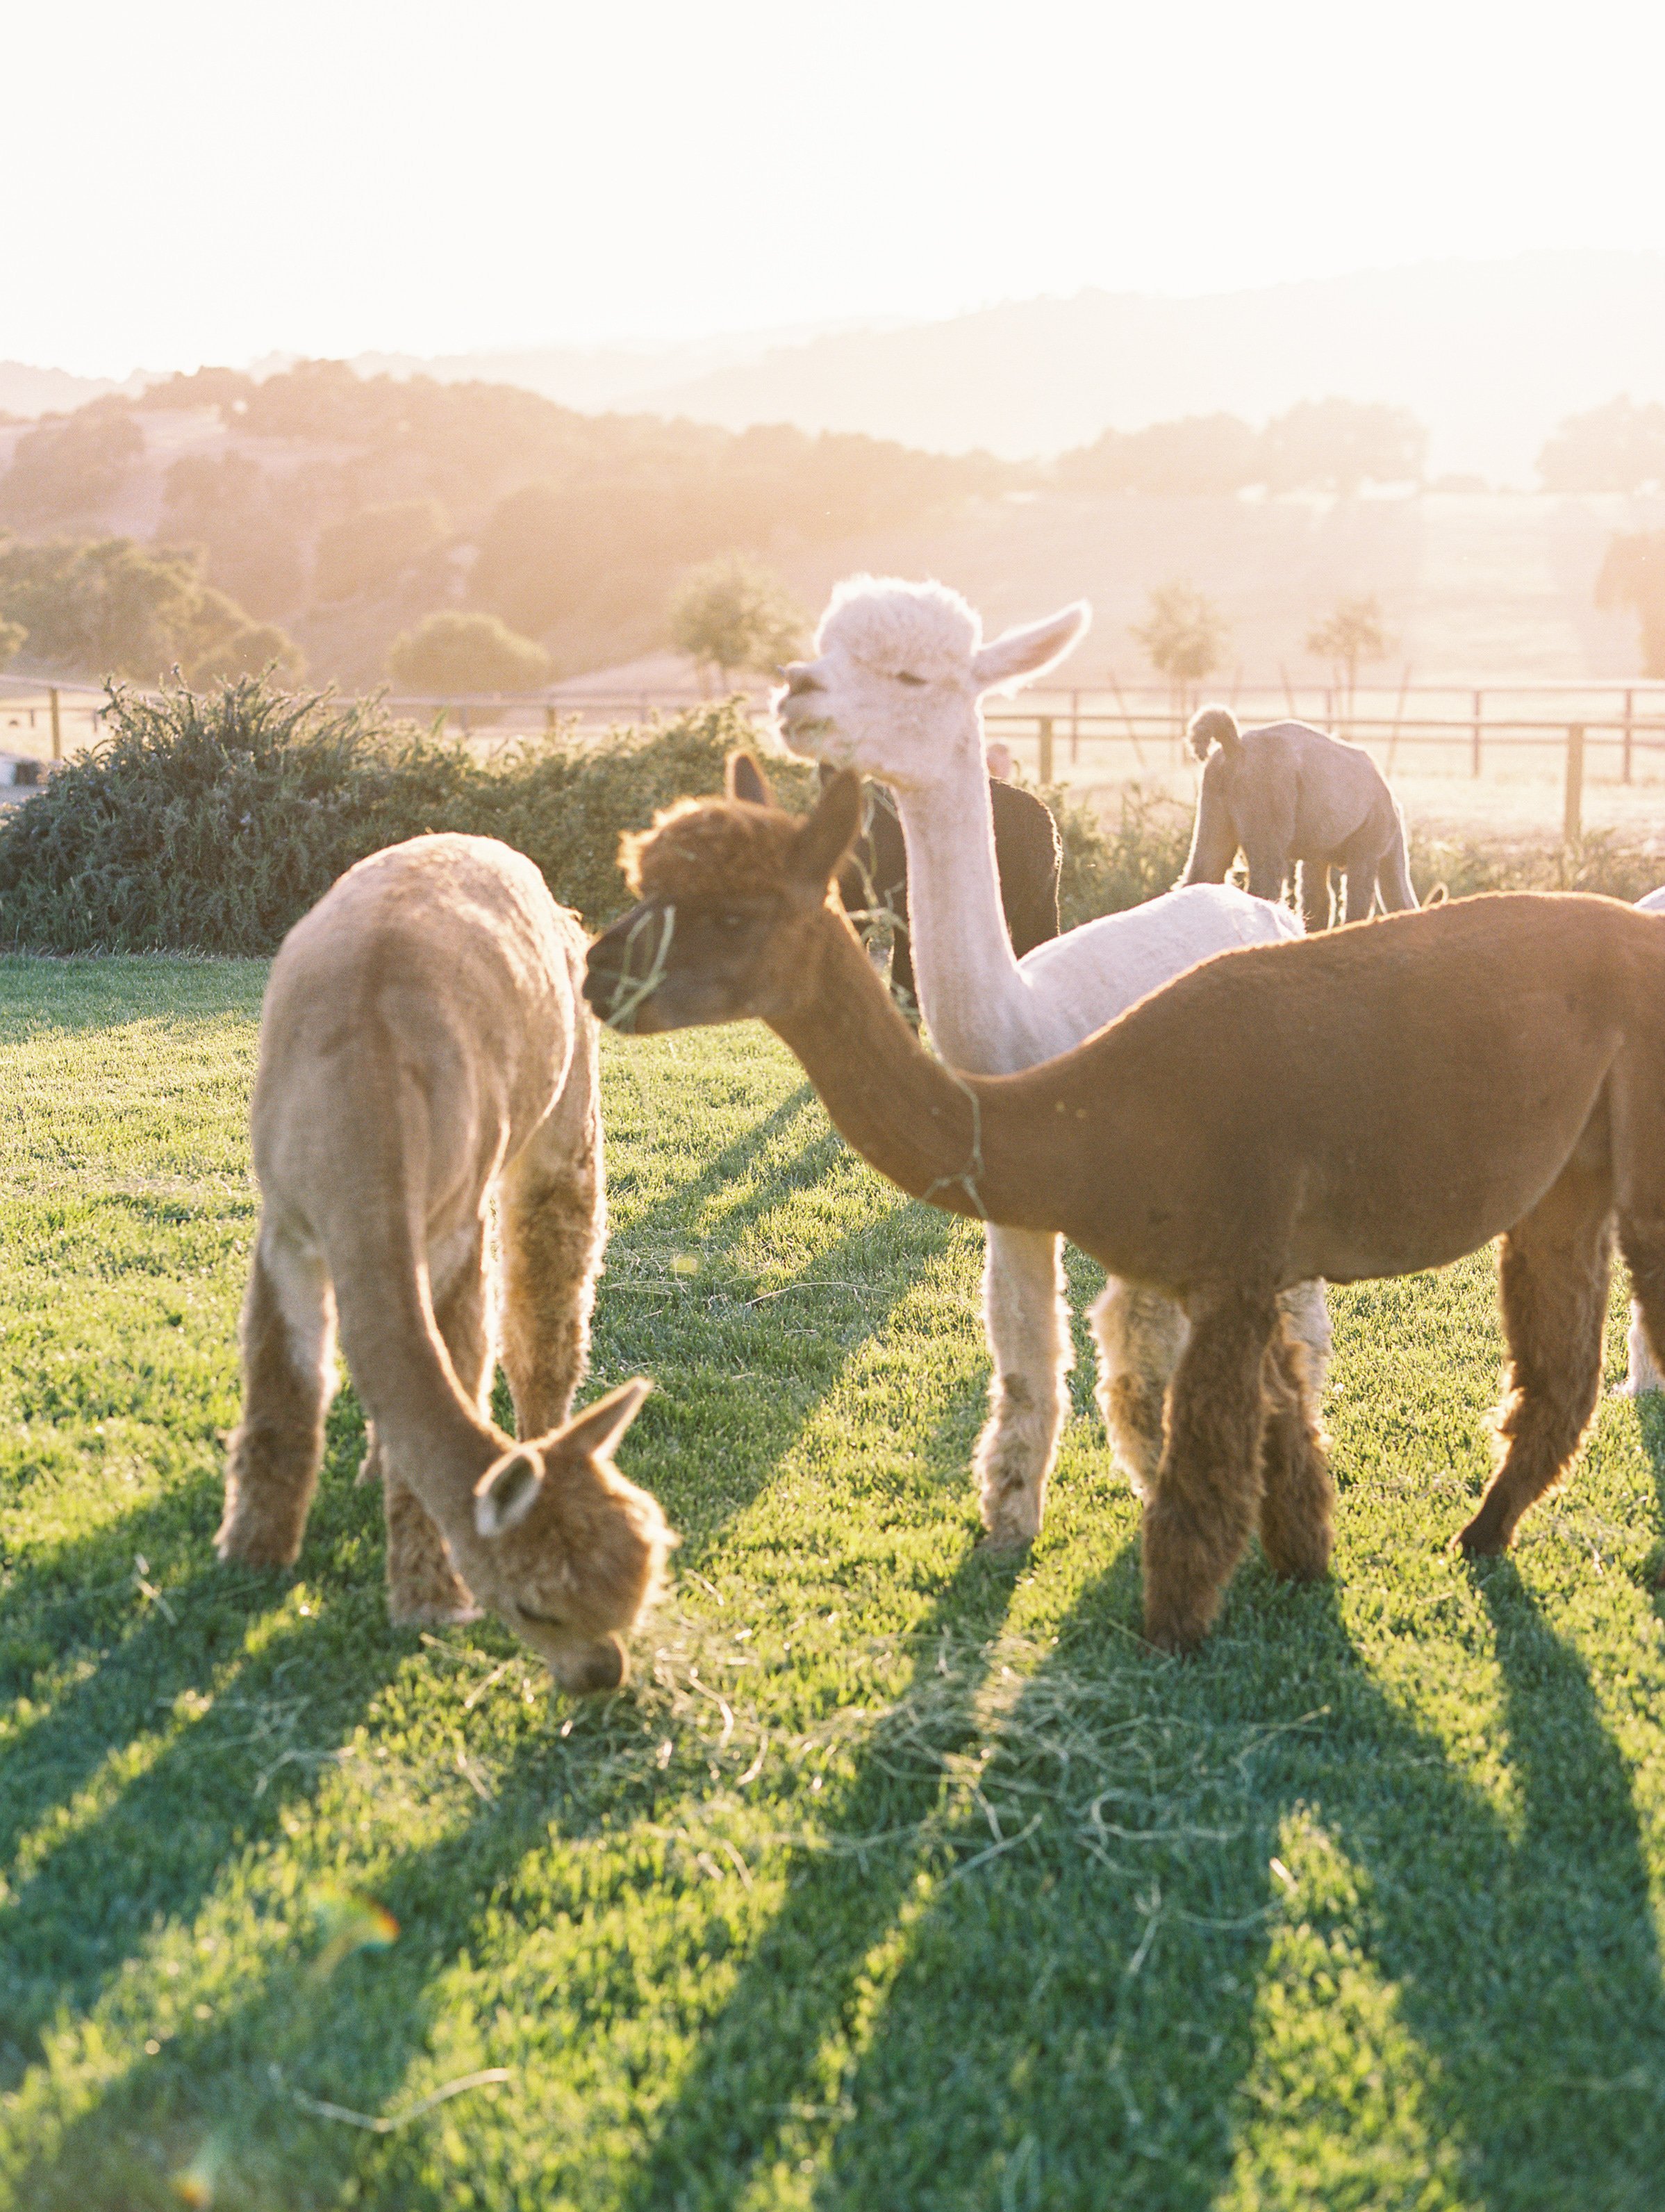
(1454, 1517, 1507, 1559)
(1144, 1619, 1206, 1656)
(215, 1524, 301, 1570)
(975, 1528, 1033, 1558)
(390, 1598, 485, 1628)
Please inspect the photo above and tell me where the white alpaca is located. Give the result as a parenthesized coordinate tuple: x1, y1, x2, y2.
(1623, 885, 1665, 1395)
(777, 577, 1332, 1545)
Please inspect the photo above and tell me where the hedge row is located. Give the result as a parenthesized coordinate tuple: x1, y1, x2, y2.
(0, 681, 815, 955)
(2, 675, 1659, 957)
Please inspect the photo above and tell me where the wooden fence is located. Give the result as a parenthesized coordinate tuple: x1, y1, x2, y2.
(9, 677, 1665, 843)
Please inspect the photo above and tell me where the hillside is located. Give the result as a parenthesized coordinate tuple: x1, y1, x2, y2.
(636, 251, 1665, 484)
(0, 366, 1009, 686)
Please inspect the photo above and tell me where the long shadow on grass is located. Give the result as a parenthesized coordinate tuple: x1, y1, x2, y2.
(0, 1419, 404, 2087)
(1, 1540, 1033, 2211)
(780, 1562, 1665, 2212)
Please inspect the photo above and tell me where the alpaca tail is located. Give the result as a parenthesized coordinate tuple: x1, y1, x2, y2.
(1187, 706, 1241, 761)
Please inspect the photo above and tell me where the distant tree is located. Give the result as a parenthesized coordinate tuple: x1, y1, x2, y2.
(314, 500, 449, 603)
(387, 609, 552, 693)
(0, 616, 24, 672)
(1059, 413, 1259, 496)
(135, 365, 258, 419)
(1259, 398, 1427, 495)
(1595, 530, 1665, 676)
(1539, 397, 1665, 494)
(1132, 582, 1231, 718)
(0, 401, 144, 525)
(670, 554, 806, 688)
(0, 536, 279, 679)
(1305, 593, 1391, 713)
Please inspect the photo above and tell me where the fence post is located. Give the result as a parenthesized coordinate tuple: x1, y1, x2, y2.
(1564, 724, 1584, 845)
(1623, 688, 1634, 784)
(49, 687, 62, 763)
(1471, 688, 1482, 777)
(1037, 716, 1054, 786)
(1070, 689, 1080, 764)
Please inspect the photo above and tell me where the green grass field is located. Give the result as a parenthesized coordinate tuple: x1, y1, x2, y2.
(4, 956, 1665, 2211)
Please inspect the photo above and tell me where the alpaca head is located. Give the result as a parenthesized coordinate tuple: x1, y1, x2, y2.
(468, 1378, 674, 1692)
(774, 575, 1091, 791)
(584, 754, 864, 1035)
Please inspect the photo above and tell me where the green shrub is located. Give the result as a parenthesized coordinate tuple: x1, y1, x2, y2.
(0, 678, 811, 955)
(388, 609, 552, 694)
(1041, 780, 1195, 928)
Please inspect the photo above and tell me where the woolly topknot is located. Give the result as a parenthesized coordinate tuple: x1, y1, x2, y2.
(1187, 705, 1241, 762)
(620, 795, 799, 903)
(816, 575, 981, 677)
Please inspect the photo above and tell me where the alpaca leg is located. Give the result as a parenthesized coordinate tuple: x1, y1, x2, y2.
(1279, 1278, 1332, 1402)
(1089, 1278, 1189, 1500)
(217, 1221, 336, 1568)
(1622, 1299, 1664, 1395)
(1257, 1316, 1334, 1582)
(499, 1049, 606, 1438)
(975, 1225, 1072, 1547)
(1339, 859, 1380, 925)
(1298, 859, 1331, 934)
(1141, 1286, 1279, 1651)
(383, 1222, 489, 1624)
(1459, 1167, 1614, 1555)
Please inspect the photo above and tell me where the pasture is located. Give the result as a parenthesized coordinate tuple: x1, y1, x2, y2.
(5, 956, 1665, 2209)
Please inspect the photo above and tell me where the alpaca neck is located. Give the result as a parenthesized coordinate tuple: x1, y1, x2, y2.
(887, 725, 1045, 1072)
(769, 912, 1085, 1238)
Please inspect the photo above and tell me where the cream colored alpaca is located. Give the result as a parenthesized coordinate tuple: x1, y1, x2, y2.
(776, 577, 1330, 1545)
(217, 834, 673, 1691)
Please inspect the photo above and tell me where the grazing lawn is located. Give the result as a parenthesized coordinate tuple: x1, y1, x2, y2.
(4, 954, 1665, 2211)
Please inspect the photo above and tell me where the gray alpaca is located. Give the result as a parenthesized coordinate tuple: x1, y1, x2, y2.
(1179, 707, 1418, 929)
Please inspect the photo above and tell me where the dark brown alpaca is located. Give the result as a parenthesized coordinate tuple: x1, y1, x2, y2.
(586, 755, 1665, 1652)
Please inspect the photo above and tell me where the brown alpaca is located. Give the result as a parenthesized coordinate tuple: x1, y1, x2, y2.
(585, 757, 1665, 1653)
(219, 834, 674, 1692)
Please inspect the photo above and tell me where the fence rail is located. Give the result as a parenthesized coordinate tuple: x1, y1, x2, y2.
(9, 676, 1665, 841)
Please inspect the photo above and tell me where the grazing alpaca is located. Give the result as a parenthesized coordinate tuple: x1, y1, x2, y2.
(779, 577, 1327, 1546)
(1182, 707, 1418, 929)
(1622, 884, 1665, 1394)
(587, 761, 1665, 1652)
(218, 834, 673, 1692)
(826, 761, 1063, 1016)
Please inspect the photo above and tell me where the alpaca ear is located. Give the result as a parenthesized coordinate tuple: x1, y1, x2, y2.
(791, 768, 863, 888)
(970, 602, 1091, 694)
(475, 1446, 545, 1537)
(727, 751, 774, 808)
(559, 1376, 653, 1462)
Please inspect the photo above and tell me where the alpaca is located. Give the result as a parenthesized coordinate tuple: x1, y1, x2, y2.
(826, 760, 1062, 1014)
(778, 577, 1328, 1547)
(1621, 884, 1665, 1394)
(1182, 707, 1417, 929)
(586, 759, 1665, 1653)
(218, 834, 674, 1692)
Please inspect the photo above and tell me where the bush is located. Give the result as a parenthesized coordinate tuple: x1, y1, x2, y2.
(387, 609, 551, 694)
(0, 678, 811, 954)
(1040, 782, 1195, 930)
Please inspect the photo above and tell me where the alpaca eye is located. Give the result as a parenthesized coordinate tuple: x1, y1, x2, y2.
(896, 671, 927, 687)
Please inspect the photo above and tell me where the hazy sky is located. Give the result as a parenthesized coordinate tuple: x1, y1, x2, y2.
(10, 0, 1664, 374)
